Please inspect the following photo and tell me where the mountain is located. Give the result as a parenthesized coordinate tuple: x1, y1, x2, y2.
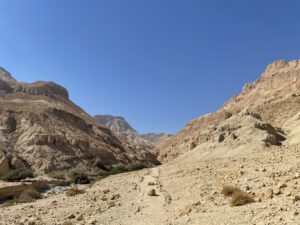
(0, 67, 158, 176)
(94, 115, 171, 148)
(141, 133, 172, 145)
(2, 60, 300, 225)
(156, 60, 300, 161)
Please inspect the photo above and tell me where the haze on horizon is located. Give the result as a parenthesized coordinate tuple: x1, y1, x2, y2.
(0, 0, 299, 134)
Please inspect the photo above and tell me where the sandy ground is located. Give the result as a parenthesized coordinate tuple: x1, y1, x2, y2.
(0, 143, 299, 225)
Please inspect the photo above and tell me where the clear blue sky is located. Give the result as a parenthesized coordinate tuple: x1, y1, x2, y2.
(0, 0, 299, 134)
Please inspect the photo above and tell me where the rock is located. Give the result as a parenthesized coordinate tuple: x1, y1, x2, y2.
(67, 214, 76, 219)
(274, 189, 282, 195)
(218, 134, 225, 143)
(76, 214, 84, 221)
(135, 206, 141, 213)
(148, 189, 157, 196)
(180, 205, 193, 216)
(264, 189, 273, 199)
(189, 141, 196, 150)
(293, 196, 300, 203)
(88, 219, 97, 225)
(180, 202, 200, 216)
(278, 183, 287, 189)
(107, 201, 115, 208)
(111, 194, 120, 200)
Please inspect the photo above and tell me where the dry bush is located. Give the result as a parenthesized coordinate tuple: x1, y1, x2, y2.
(67, 169, 90, 184)
(221, 186, 241, 197)
(49, 171, 66, 180)
(66, 187, 85, 197)
(221, 185, 254, 207)
(230, 191, 254, 206)
(1, 168, 34, 182)
(18, 187, 41, 203)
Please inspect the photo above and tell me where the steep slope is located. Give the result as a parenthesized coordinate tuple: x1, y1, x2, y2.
(158, 59, 300, 162)
(94, 115, 171, 148)
(0, 67, 158, 175)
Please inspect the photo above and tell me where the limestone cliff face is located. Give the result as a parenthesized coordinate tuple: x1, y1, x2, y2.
(0, 68, 158, 175)
(157, 59, 300, 162)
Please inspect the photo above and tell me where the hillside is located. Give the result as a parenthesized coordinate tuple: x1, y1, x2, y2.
(157, 59, 300, 162)
(0, 67, 158, 176)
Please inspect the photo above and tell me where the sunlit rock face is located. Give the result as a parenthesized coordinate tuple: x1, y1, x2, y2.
(0, 67, 158, 175)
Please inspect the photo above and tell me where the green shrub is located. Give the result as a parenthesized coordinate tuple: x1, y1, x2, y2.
(1, 168, 34, 182)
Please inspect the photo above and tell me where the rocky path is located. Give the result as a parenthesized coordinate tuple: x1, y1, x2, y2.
(136, 167, 172, 224)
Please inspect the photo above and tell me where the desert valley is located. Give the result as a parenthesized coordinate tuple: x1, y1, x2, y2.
(0, 59, 300, 225)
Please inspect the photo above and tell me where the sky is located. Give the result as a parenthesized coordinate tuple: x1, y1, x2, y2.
(0, 0, 299, 134)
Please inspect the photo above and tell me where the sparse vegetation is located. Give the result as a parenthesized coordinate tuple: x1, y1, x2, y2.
(65, 187, 85, 197)
(1, 168, 34, 182)
(221, 186, 241, 197)
(230, 190, 254, 206)
(68, 169, 90, 184)
(126, 161, 147, 171)
(49, 171, 66, 180)
(100, 162, 147, 177)
(221, 186, 254, 207)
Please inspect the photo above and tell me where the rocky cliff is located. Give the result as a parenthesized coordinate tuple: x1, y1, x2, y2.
(0, 68, 158, 175)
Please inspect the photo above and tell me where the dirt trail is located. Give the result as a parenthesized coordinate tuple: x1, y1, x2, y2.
(136, 167, 173, 224)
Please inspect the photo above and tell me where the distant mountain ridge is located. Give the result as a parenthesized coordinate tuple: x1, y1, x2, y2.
(94, 115, 171, 148)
